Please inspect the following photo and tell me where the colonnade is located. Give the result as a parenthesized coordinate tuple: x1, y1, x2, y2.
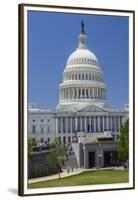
(57, 115, 123, 134)
(60, 87, 106, 101)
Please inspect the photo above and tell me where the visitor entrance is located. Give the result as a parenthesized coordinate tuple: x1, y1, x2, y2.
(88, 152, 95, 168)
(104, 151, 118, 167)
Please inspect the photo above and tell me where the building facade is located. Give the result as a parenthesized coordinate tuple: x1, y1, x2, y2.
(28, 22, 128, 167)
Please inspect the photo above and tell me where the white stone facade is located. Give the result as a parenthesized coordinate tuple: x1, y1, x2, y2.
(28, 23, 128, 145)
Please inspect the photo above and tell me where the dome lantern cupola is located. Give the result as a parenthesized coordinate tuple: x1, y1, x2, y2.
(78, 21, 87, 49)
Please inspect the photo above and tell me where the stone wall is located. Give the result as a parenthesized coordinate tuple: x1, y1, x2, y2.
(28, 151, 58, 179)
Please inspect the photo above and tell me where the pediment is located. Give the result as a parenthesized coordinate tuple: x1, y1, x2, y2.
(78, 104, 108, 112)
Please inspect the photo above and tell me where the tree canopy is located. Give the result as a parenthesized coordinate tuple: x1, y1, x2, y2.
(47, 138, 67, 179)
(118, 119, 129, 162)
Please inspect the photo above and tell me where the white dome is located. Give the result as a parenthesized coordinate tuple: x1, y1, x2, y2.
(57, 22, 107, 108)
(66, 48, 99, 67)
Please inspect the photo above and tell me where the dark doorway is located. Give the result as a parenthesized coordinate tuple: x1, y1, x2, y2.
(104, 151, 118, 167)
(89, 152, 95, 168)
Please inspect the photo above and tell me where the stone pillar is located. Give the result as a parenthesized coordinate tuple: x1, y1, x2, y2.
(114, 117, 116, 132)
(98, 116, 100, 132)
(103, 116, 104, 132)
(118, 116, 120, 132)
(94, 116, 96, 132)
(89, 116, 91, 132)
(107, 116, 109, 130)
(70, 117, 72, 133)
(77, 88, 79, 99)
(75, 116, 77, 131)
(85, 88, 86, 98)
(80, 117, 82, 132)
(84, 116, 87, 132)
(55, 117, 58, 134)
(110, 117, 113, 131)
(66, 117, 68, 133)
(96, 88, 98, 99)
(88, 88, 90, 99)
(61, 117, 63, 133)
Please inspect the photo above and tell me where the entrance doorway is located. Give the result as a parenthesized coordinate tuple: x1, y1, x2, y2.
(104, 151, 118, 167)
(89, 152, 95, 168)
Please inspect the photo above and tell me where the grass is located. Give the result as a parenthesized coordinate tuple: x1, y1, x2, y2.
(28, 169, 128, 189)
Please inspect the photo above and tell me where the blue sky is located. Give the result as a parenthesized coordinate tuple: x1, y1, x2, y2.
(28, 10, 128, 109)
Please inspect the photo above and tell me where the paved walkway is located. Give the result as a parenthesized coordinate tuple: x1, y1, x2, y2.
(28, 166, 124, 184)
(28, 168, 83, 184)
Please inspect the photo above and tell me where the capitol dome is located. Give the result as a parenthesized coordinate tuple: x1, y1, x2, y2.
(57, 21, 107, 109)
(66, 48, 99, 67)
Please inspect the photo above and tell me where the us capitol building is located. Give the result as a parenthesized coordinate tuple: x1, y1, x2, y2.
(28, 22, 128, 168)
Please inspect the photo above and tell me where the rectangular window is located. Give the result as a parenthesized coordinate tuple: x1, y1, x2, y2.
(40, 126, 44, 134)
(32, 125, 35, 134)
(47, 127, 50, 133)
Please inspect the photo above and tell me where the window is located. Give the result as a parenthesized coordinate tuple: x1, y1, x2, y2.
(79, 74, 81, 80)
(47, 127, 50, 133)
(32, 125, 36, 134)
(86, 74, 88, 80)
(47, 119, 50, 122)
(33, 119, 35, 122)
(40, 125, 44, 134)
(82, 74, 84, 80)
(41, 119, 43, 122)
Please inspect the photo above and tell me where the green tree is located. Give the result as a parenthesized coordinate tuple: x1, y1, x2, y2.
(28, 137, 33, 156)
(47, 138, 67, 179)
(118, 119, 129, 162)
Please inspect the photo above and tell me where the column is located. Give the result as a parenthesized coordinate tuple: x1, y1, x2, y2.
(61, 117, 63, 133)
(80, 88, 82, 98)
(70, 117, 72, 133)
(55, 117, 58, 134)
(77, 88, 79, 99)
(75, 116, 77, 131)
(85, 88, 86, 98)
(94, 116, 96, 132)
(103, 116, 104, 132)
(110, 117, 113, 131)
(88, 88, 89, 99)
(80, 117, 82, 132)
(89, 116, 91, 132)
(118, 116, 120, 132)
(114, 117, 116, 132)
(98, 116, 100, 132)
(100, 88, 102, 99)
(84, 117, 87, 132)
(107, 116, 109, 130)
(66, 117, 68, 133)
(96, 88, 98, 99)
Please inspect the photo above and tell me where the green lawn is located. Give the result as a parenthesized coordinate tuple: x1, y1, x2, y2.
(29, 169, 128, 189)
